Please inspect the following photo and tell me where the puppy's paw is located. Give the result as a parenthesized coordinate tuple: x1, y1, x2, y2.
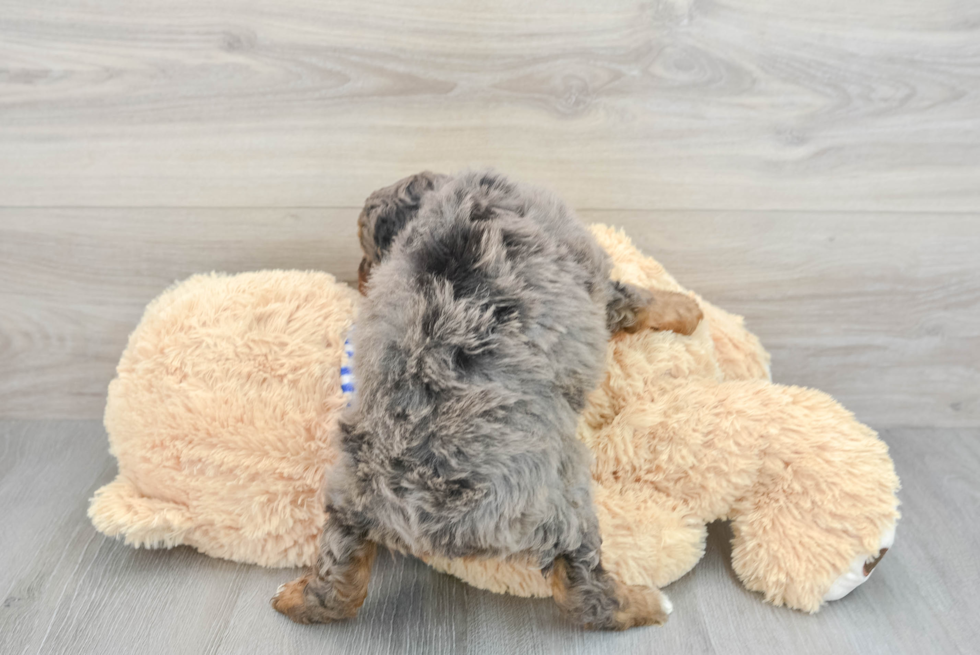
(272, 573, 368, 624)
(272, 575, 317, 624)
(629, 290, 703, 336)
(610, 584, 672, 630)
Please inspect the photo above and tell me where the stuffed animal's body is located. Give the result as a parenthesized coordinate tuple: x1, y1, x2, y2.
(90, 225, 899, 614)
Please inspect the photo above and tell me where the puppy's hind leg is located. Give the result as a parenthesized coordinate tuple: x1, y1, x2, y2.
(606, 280, 702, 336)
(272, 513, 377, 624)
(549, 539, 671, 630)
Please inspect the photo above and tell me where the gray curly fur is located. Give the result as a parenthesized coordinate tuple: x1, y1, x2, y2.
(294, 170, 667, 630)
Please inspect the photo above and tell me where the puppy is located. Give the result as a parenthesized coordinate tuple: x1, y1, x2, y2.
(273, 170, 702, 630)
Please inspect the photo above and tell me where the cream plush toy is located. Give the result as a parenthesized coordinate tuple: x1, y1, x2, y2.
(89, 225, 900, 614)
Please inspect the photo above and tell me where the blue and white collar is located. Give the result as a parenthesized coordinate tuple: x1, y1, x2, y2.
(340, 331, 355, 405)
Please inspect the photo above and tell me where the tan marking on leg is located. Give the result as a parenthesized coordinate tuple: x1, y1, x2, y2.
(626, 289, 703, 336)
(271, 574, 316, 624)
(357, 258, 372, 296)
(549, 557, 571, 608)
(331, 541, 377, 610)
(271, 542, 378, 625)
(610, 581, 671, 630)
(549, 557, 669, 631)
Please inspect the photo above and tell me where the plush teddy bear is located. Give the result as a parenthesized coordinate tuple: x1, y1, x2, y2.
(90, 224, 899, 614)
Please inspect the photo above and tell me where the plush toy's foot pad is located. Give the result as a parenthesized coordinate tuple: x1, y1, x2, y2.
(823, 523, 896, 602)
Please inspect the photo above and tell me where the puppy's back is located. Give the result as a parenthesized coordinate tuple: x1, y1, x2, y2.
(342, 172, 611, 553)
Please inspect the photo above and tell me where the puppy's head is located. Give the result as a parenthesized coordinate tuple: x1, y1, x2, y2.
(357, 171, 450, 294)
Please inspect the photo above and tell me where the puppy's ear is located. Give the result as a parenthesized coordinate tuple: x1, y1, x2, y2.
(358, 171, 450, 264)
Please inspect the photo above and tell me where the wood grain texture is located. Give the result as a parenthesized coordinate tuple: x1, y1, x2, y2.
(2, 209, 977, 428)
(1, 420, 977, 654)
(1, 0, 978, 210)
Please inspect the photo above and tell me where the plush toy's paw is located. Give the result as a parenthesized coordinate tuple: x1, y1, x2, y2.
(272, 574, 362, 624)
(823, 522, 897, 602)
(608, 584, 672, 630)
(628, 290, 703, 336)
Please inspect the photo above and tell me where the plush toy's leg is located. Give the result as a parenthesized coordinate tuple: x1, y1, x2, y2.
(730, 493, 896, 613)
(615, 379, 899, 613)
(272, 514, 377, 624)
(606, 281, 703, 336)
(549, 532, 672, 630)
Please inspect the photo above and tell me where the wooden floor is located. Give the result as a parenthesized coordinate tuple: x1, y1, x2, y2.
(1, 421, 978, 655)
(1, 0, 979, 653)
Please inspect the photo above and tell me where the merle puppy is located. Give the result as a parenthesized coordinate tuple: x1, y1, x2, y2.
(272, 170, 702, 630)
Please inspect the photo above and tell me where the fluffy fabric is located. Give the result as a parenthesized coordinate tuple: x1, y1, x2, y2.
(92, 270, 356, 566)
(90, 225, 899, 613)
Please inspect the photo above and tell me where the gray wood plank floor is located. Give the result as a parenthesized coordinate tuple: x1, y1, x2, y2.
(1, 420, 978, 655)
